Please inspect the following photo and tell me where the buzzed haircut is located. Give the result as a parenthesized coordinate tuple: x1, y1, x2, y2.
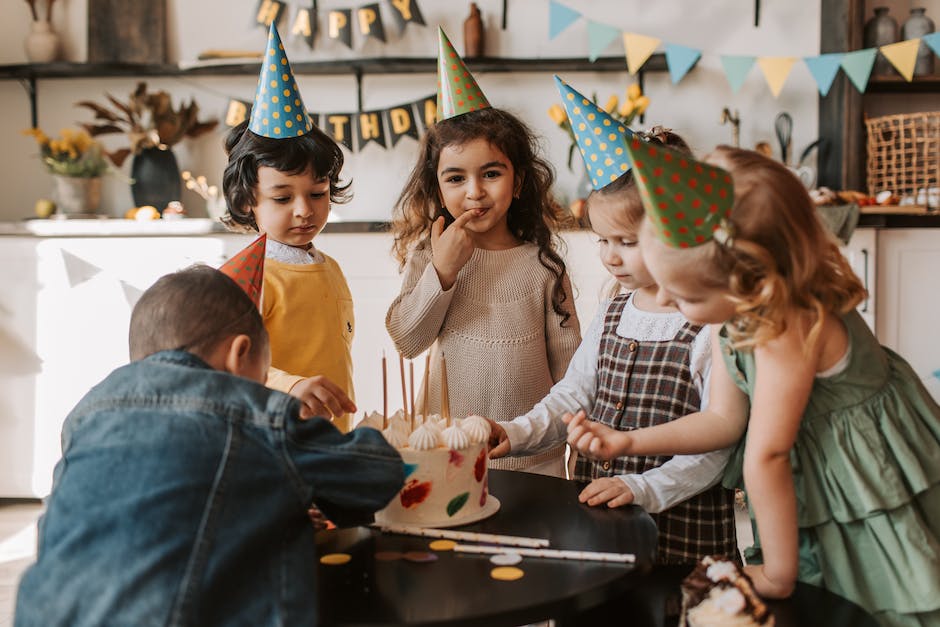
(129, 265, 267, 362)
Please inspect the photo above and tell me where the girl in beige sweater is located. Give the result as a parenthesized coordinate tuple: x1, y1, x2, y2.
(386, 106, 581, 477)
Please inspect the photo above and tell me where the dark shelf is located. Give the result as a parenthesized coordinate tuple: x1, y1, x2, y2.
(865, 75, 940, 93)
(0, 55, 663, 81)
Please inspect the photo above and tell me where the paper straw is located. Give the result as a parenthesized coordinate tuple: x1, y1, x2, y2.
(453, 544, 635, 564)
(440, 351, 450, 425)
(377, 524, 550, 548)
(398, 353, 408, 424)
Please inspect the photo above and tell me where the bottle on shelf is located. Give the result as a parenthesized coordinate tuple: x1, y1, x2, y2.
(863, 7, 899, 77)
(902, 8, 935, 77)
(463, 3, 484, 58)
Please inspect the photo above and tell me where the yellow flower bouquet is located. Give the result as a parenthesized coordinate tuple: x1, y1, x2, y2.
(23, 127, 110, 178)
(548, 83, 650, 172)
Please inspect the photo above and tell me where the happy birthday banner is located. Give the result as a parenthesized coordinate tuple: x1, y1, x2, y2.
(549, 0, 940, 97)
(224, 93, 436, 152)
(255, 0, 425, 49)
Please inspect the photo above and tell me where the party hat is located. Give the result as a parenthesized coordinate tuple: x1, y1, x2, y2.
(248, 22, 314, 138)
(436, 27, 490, 121)
(625, 136, 734, 248)
(554, 76, 634, 190)
(220, 233, 266, 308)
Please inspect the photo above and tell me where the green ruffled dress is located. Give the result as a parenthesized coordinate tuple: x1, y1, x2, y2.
(720, 310, 940, 627)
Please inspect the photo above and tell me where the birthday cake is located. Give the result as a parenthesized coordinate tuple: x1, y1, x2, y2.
(358, 411, 498, 528)
(680, 556, 774, 627)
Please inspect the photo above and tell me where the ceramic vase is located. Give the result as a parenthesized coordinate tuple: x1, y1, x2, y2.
(902, 8, 935, 77)
(130, 147, 182, 214)
(24, 20, 60, 64)
(463, 3, 484, 58)
(53, 176, 102, 215)
(864, 7, 899, 76)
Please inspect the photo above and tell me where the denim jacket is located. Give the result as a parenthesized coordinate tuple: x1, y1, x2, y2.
(15, 350, 404, 627)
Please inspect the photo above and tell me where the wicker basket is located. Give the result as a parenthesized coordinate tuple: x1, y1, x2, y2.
(865, 111, 940, 209)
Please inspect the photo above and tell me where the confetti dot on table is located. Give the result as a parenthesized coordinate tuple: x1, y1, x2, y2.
(374, 551, 404, 561)
(490, 566, 525, 581)
(489, 552, 522, 566)
(403, 551, 439, 563)
(429, 540, 457, 551)
(319, 553, 351, 565)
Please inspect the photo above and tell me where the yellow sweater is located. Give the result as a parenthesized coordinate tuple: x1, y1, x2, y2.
(263, 254, 354, 432)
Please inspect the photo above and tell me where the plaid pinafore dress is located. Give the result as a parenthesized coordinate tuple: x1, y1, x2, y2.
(573, 294, 738, 564)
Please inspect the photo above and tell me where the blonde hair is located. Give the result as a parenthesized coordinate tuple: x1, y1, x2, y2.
(692, 146, 866, 348)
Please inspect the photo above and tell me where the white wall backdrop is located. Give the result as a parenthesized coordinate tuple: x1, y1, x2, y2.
(1, 0, 822, 222)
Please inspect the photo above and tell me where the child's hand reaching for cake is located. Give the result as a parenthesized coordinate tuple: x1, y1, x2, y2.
(578, 477, 636, 508)
(485, 418, 510, 457)
(289, 375, 357, 420)
(563, 410, 632, 460)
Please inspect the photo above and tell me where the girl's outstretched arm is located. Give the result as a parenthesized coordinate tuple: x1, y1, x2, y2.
(743, 319, 819, 598)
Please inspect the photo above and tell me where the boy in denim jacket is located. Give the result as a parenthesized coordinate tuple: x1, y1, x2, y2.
(15, 265, 404, 626)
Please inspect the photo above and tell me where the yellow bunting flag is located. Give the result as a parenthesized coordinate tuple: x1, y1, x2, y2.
(756, 56, 797, 98)
(880, 39, 920, 81)
(622, 33, 661, 75)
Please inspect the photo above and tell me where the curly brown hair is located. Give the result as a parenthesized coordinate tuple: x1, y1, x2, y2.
(390, 107, 572, 325)
(687, 146, 866, 349)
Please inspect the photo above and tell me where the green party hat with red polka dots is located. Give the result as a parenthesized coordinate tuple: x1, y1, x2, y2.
(249, 22, 314, 138)
(554, 76, 634, 190)
(626, 136, 734, 248)
(436, 27, 490, 121)
(219, 233, 266, 308)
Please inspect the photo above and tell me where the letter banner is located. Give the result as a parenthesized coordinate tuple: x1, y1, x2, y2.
(291, 3, 317, 48)
(357, 110, 388, 149)
(328, 9, 353, 49)
(386, 0, 426, 34)
(414, 95, 438, 131)
(256, 0, 287, 27)
(386, 104, 419, 146)
(358, 3, 387, 43)
(323, 113, 354, 149)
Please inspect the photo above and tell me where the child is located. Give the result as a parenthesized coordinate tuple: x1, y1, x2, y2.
(14, 265, 404, 626)
(223, 22, 357, 431)
(386, 30, 581, 477)
(565, 141, 940, 626)
(490, 77, 737, 565)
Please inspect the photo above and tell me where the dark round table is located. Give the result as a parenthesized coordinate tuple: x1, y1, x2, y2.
(316, 469, 659, 626)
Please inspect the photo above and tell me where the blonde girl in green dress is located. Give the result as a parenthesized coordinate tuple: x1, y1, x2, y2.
(564, 143, 940, 627)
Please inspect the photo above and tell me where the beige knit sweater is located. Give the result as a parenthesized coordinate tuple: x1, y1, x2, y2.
(386, 243, 581, 471)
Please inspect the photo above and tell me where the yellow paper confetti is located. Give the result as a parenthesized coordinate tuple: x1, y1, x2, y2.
(490, 566, 525, 581)
(319, 553, 352, 565)
(429, 540, 457, 551)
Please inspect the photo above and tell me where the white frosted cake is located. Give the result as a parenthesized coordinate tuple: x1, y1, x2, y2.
(358, 411, 498, 528)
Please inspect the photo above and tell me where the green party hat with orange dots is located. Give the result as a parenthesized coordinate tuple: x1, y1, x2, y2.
(554, 76, 634, 190)
(436, 27, 490, 121)
(626, 136, 734, 248)
(249, 22, 314, 139)
(220, 233, 266, 308)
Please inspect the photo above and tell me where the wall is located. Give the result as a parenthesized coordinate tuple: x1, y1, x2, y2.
(1, 0, 821, 221)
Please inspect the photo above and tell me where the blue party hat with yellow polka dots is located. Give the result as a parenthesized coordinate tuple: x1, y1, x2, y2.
(249, 22, 314, 138)
(553, 76, 634, 190)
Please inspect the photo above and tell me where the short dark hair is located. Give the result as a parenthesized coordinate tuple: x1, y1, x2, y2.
(222, 121, 352, 231)
(129, 265, 268, 362)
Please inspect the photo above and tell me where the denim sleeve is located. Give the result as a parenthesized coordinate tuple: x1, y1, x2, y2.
(284, 417, 404, 527)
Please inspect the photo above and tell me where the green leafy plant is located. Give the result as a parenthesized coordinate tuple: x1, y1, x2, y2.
(23, 127, 110, 177)
(76, 81, 218, 167)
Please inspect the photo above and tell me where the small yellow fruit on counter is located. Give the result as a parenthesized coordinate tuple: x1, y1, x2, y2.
(134, 206, 160, 221)
(34, 198, 56, 218)
(124, 207, 138, 219)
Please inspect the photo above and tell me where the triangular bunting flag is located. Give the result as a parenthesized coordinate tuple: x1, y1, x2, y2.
(249, 22, 314, 138)
(804, 53, 843, 96)
(756, 56, 797, 98)
(623, 32, 661, 74)
(624, 136, 734, 249)
(720, 55, 756, 93)
(554, 76, 634, 190)
(841, 48, 877, 93)
(880, 39, 920, 82)
(548, 1, 581, 40)
(924, 32, 940, 58)
(120, 280, 144, 309)
(436, 27, 490, 120)
(664, 43, 701, 84)
(586, 20, 621, 62)
(219, 234, 266, 309)
(61, 249, 103, 288)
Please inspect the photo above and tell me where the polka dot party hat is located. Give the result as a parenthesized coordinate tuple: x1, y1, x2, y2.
(219, 233, 266, 308)
(625, 136, 735, 249)
(436, 27, 490, 121)
(554, 75, 634, 191)
(249, 22, 314, 139)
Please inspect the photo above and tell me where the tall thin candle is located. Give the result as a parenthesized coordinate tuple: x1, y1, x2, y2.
(409, 360, 415, 431)
(398, 353, 408, 423)
(440, 351, 450, 426)
(381, 350, 388, 430)
(423, 352, 431, 423)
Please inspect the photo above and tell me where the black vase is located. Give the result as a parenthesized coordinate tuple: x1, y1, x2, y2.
(131, 146, 181, 213)
(902, 8, 936, 77)
(864, 7, 899, 77)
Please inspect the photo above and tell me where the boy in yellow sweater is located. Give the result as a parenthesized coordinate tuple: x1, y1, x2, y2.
(222, 23, 356, 430)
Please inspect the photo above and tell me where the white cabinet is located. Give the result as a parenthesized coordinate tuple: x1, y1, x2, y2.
(876, 229, 940, 402)
(842, 228, 877, 332)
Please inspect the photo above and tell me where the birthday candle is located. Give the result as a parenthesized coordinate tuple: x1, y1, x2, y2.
(399, 353, 408, 423)
(381, 350, 388, 430)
